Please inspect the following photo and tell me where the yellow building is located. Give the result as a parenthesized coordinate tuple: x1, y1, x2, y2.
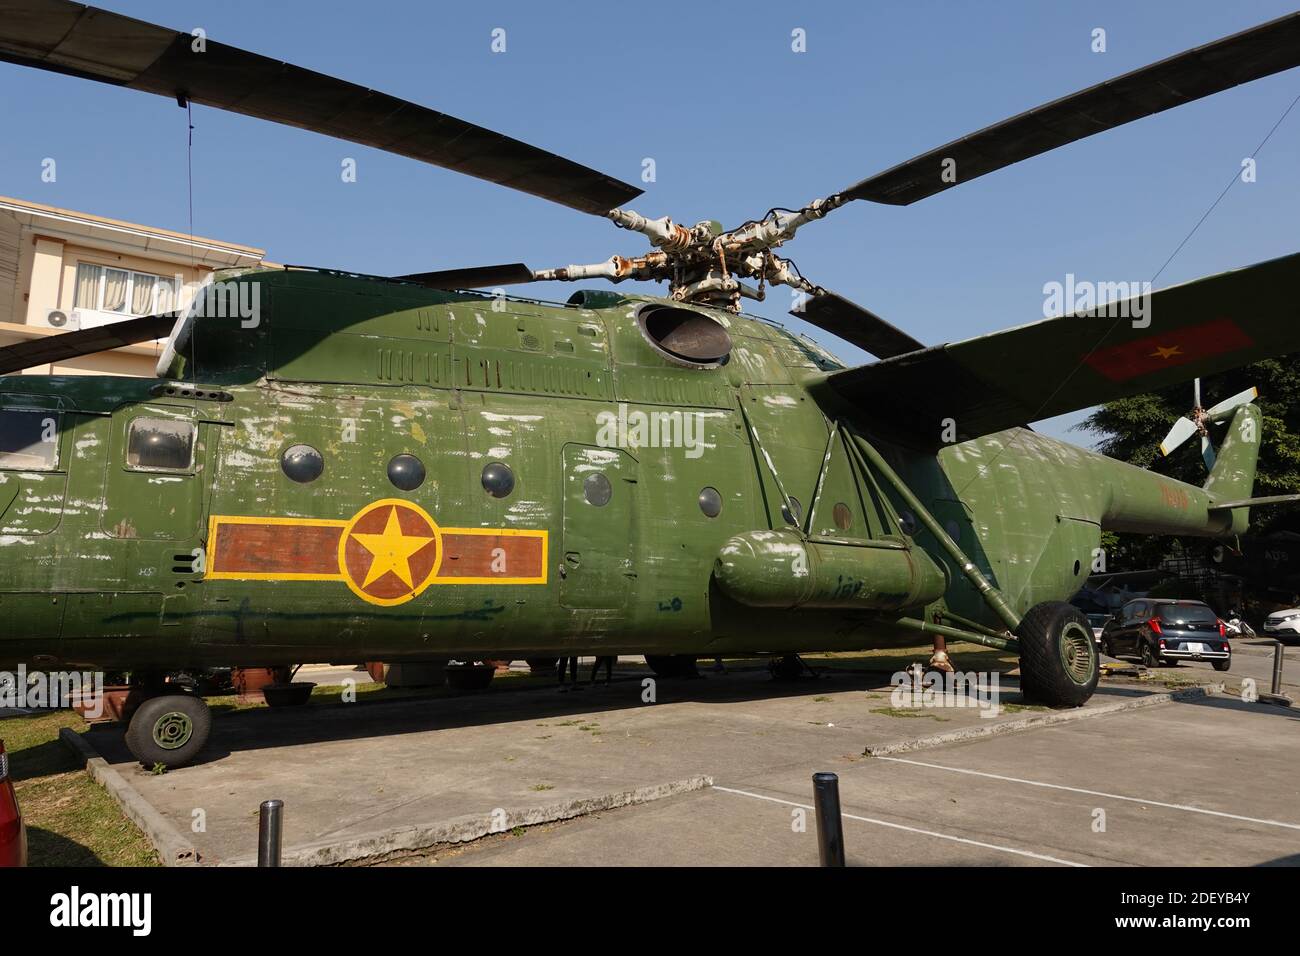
(0, 196, 265, 377)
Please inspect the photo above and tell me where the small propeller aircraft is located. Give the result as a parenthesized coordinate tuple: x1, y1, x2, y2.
(1, 1, 1299, 767)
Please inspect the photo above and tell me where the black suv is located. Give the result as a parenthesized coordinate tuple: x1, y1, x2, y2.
(1100, 599, 1231, 671)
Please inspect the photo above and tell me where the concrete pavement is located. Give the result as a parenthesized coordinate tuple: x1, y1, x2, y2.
(60, 647, 1300, 866)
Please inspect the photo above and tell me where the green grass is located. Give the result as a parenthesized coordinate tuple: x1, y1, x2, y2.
(869, 706, 950, 721)
(996, 701, 1048, 714)
(0, 709, 157, 866)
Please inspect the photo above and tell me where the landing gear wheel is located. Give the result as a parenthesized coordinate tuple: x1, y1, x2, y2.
(446, 663, 495, 691)
(1141, 643, 1160, 669)
(526, 658, 558, 676)
(1016, 602, 1098, 707)
(768, 654, 806, 680)
(644, 655, 698, 678)
(124, 694, 211, 769)
(1100, 637, 1112, 658)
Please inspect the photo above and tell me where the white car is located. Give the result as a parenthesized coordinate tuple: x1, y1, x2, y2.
(1263, 608, 1300, 640)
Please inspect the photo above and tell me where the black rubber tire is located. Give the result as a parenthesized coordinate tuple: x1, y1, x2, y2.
(768, 654, 804, 680)
(1100, 637, 1112, 658)
(1212, 658, 1232, 672)
(526, 657, 558, 675)
(1016, 602, 1099, 707)
(446, 664, 495, 691)
(644, 655, 698, 678)
(124, 694, 211, 769)
(1141, 642, 1160, 668)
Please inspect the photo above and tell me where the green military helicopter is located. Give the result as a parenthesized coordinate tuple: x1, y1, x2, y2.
(1, 2, 1299, 767)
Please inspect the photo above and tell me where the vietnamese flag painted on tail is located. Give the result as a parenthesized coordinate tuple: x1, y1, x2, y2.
(1083, 318, 1255, 383)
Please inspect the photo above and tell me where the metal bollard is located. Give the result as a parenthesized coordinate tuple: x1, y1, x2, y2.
(1272, 641, 1285, 696)
(812, 772, 845, 867)
(258, 799, 284, 867)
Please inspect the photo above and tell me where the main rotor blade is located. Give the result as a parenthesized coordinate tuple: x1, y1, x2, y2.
(845, 12, 1300, 205)
(397, 263, 536, 290)
(0, 0, 641, 216)
(792, 291, 925, 360)
(0, 312, 177, 375)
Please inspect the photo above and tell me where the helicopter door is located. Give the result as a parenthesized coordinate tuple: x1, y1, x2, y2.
(559, 444, 637, 609)
(99, 404, 211, 594)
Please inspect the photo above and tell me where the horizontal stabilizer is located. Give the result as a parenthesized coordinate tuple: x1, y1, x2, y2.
(1210, 494, 1300, 510)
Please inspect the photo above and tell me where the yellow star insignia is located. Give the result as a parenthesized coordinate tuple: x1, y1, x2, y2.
(349, 506, 434, 589)
(1151, 344, 1182, 360)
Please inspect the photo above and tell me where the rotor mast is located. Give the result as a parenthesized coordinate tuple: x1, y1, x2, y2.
(532, 198, 843, 312)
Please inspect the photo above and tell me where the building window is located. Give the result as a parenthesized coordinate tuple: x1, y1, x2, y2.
(74, 263, 179, 317)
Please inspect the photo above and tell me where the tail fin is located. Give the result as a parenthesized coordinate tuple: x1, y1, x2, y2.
(1204, 403, 1262, 533)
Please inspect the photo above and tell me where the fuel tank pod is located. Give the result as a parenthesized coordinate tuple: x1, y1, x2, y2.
(714, 529, 947, 611)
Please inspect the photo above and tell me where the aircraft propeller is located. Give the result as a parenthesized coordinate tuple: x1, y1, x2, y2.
(1159, 380, 1260, 469)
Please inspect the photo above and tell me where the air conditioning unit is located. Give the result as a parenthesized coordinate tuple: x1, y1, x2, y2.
(42, 307, 82, 331)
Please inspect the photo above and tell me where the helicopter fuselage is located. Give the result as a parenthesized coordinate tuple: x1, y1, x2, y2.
(0, 269, 1247, 671)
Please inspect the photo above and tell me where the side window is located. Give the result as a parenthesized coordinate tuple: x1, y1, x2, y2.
(126, 417, 195, 472)
(0, 409, 59, 471)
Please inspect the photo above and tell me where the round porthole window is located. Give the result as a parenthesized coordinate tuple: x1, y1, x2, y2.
(388, 454, 425, 491)
(482, 462, 515, 498)
(781, 496, 803, 526)
(898, 510, 918, 536)
(584, 472, 612, 507)
(699, 486, 722, 518)
(833, 502, 853, 530)
(281, 444, 323, 484)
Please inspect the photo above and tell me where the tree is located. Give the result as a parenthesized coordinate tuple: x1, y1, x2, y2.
(1077, 358, 1300, 570)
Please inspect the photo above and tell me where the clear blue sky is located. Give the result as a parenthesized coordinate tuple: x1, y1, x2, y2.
(3, 0, 1298, 443)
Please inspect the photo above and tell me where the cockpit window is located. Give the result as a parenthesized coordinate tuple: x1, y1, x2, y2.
(0, 409, 59, 471)
(127, 417, 195, 471)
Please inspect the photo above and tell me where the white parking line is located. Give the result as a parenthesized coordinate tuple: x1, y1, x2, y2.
(713, 785, 1087, 867)
(875, 756, 1300, 831)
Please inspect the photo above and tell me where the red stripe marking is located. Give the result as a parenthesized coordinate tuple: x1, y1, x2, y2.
(212, 523, 343, 576)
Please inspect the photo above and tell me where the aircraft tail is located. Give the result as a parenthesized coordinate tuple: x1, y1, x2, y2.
(1204, 404, 1261, 502)
(1203, 404, 1262, 535)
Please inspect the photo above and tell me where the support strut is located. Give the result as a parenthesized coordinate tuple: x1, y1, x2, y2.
(844, 427, 1022, 634)
(887, 615, 1016, 652)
